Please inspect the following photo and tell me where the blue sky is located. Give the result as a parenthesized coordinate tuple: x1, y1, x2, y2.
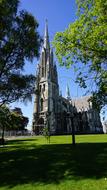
(11, 0, 105, 129)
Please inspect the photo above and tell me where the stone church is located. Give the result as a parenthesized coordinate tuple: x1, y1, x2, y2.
(32, 21, 102, 135)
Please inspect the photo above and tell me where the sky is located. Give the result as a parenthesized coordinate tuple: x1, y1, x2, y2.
(11, 0, 106, 129)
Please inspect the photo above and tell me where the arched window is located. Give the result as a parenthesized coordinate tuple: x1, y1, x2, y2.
(41, 98, 43, 111)
(43, 84, 45, 91)
(38, 118, 44, 125)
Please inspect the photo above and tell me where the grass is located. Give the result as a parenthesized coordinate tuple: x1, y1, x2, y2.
(0, 134, 107, 190)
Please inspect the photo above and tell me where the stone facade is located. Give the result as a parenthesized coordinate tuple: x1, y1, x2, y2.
(32, 22, 103, 135)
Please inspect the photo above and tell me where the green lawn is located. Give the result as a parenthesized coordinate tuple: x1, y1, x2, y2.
(0, 135, 107, 190)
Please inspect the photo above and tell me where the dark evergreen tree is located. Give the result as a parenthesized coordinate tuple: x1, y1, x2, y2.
(0, 0, 41, 106)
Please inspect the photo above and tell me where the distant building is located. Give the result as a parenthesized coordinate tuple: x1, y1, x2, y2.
(103, 120, 107, 134)
(32, 21, 102, 135)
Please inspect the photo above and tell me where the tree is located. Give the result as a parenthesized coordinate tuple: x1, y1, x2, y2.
(11, 107, 29, 130)
(53, 0, 107, 110)
(0, 0, 41, 106)
(43, 126, 50, 143)
(11, 107, 23, 115)
(0, 105, 11, 144)
(0, 106, 29, 144)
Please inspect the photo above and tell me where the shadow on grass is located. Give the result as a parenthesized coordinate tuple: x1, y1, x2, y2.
(0, 142, 107, 188)
(6, 138, 38, 144)
(0, 138, 39, 148)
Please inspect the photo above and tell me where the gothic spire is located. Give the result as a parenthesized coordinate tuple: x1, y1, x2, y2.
(43, 19, 50, 49)
(65, 84, 71, 100)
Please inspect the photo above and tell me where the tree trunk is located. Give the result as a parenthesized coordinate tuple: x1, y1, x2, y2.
(1, 126, 5, 145)
(71, 117, 75, 146)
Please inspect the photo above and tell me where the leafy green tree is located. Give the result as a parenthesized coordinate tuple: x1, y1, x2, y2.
(53, 0, 107, 110)
(0, 0, 41, 106)
(0, 106, 29, 144)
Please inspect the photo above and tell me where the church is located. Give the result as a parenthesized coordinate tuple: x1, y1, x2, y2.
(32, 21, 102, 135)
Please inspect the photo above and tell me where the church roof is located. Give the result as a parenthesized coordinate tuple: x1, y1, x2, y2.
(72, 96, 91, 111)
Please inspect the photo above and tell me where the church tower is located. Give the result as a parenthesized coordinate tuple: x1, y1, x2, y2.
(32, 20, 59, 134)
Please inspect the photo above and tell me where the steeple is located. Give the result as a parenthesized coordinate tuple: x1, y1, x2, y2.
(65, 84, 71, 100)
(43, 19, 50, 49)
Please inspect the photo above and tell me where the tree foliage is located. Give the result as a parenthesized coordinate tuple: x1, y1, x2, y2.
(11, 107, 29, 130)
(0, 106, 11, 129)
(0, 106, 29, 131)
(0, 0, 41, 105)
(0, 105, 11, 144)
(53, 0, 107, 110)
(0, 105, 29, 144)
